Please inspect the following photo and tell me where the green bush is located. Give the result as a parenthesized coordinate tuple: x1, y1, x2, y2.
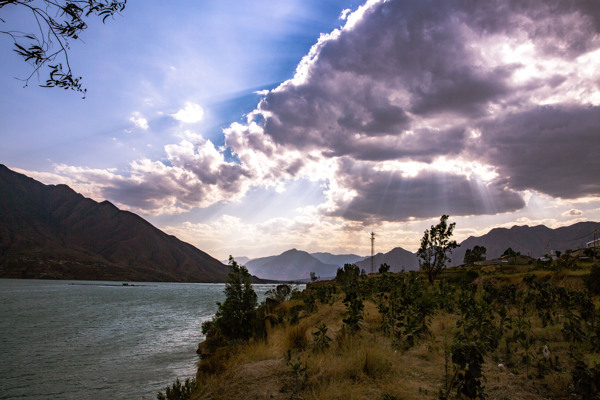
(212, 257, 258, 342)
(584, 264, 600, 295)
(157, 378, 197, 400)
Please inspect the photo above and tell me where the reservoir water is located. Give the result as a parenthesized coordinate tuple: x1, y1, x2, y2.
(0, 279, 295, 399)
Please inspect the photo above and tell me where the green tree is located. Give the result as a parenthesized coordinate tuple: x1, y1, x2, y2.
(213, 256, 258, 341)
(463, 245, 487, 265)
(378, 263, 391, 274)
(266, 284, 292, 303)
(1, 0, 126, 95)
(417, 215, 458, 284)
(502, 247, 520, 263)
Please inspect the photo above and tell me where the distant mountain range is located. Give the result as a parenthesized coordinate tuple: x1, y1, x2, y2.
(236, 222, 599, 280)
(451, 222, 600, 264)
(0, 165, 231, 282)
(310, 252, 364, 266)
(243, 249, 340, 281)
(356, 246, 419, 273)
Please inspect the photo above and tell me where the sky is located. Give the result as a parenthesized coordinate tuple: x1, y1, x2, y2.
(1, 0, 600, 261)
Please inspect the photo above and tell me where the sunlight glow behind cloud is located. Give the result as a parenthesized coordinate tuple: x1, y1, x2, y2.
(171, 102, 205, 124)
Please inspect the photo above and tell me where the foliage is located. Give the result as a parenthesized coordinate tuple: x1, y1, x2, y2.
(342, 281, 364, 334)
(266, 284, 292, 303)
(417, 215, 458, 284)
(501, 247, 520, 263)
(463, 245, 487, 265)
(312, 323, 332, 352)
(303, 293, 317, 314)
(212, 256, 258, 342)
(310, 271, 318, 282)
(339, 264, 364, 334)
(336, 263, 361, 287)
(378, 263, 391, 274)
(584, 264, 600, 295)
(157, 378, 197, 400)
(571, 360, 600, 400)
(0, 0, 126, 95)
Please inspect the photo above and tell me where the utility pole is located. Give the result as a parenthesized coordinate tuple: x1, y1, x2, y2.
(594, 229, 599, 263)
(370, 231, 375, 274)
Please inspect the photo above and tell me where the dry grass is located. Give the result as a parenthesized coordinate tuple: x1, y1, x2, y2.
(192, 267, 597, 400)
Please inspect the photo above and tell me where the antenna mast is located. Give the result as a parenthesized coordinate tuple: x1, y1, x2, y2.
(370, 231, 375, 274)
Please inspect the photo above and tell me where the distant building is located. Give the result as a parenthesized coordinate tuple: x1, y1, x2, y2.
(586, 238, 600, 248)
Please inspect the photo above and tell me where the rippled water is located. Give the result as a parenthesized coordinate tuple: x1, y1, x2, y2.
(0, 279, 292, 400)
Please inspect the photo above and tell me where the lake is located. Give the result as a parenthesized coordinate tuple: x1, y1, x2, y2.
(0, 279, 296, 399)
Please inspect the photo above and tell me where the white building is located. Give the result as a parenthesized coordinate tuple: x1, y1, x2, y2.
(586, 238, 600, 248)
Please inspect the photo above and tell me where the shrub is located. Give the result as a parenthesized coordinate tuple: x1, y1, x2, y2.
(285, 324, 309, 352)
(312, 323, 332, 353)
(212, 257, 258, 342)
(157, 378, 197, 400)
(584, 264, 600, 295)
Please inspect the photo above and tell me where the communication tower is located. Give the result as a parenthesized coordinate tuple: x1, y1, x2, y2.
(370, 231, 375, 274)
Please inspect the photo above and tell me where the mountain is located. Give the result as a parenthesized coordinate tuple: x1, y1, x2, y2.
(244, 249, 339, 281)
(356, 247, 419, 273)
(310, 252, 364, 267)
(223, 256, 251, 266)
(0, 164, 231, 282)
(452, 222, 600, 264)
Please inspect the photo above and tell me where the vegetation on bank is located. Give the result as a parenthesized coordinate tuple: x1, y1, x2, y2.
(158, 218, 600, 400)
(156, 261, 599, 399)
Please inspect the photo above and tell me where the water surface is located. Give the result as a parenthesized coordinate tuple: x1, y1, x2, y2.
(0, 279, 289, 399)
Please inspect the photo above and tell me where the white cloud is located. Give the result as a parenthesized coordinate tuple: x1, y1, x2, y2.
(339, 8, 351, 20)
(171, 102, 204, 124)
(129, 112, 149, 130)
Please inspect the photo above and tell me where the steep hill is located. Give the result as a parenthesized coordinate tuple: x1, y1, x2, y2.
(0, 164, 230, 282)
(245, 249, 339, 281)
(356, 246, 419, 272)
(452, 222, 600, 264)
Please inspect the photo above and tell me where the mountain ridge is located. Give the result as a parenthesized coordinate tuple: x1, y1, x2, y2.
(0, 164, 232, 282)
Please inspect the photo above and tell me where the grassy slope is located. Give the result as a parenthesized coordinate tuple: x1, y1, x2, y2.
(191, 262, 599, 400)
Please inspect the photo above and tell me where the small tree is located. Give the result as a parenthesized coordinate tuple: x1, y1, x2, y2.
(417, 215, 458, 284)
(310, 271, 318, 282)
(266, 284, 292, 303)
(463, 245, 487, 265)
(213, 256, 258, 342)
(502, 247, 520, 263)
(379, 263, 391, 274)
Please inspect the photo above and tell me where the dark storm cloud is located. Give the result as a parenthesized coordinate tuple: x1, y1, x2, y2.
(252, 0, 600, 162)
(327, 159, 525, 222)
(474, 105, 600, 199)
(221, 0, 600, 222)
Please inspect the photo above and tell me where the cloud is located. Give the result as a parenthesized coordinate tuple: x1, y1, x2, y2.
(129, 112, 149, 130)
(171, 102, 204, 124)
(30, 0, 600, 225)
(48, 136, 255, 215)
(562, 209, 584, 217)
(215, 0, 600, 222)
(473, 105, 600, 199)
(323, 159, 524, 223)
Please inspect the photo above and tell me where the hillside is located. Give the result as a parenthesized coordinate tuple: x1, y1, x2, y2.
(244, 249, 339, 281)
(0, 164, 230, 282)
(188, 261, 600, 400)
(452, 222, 600, 264)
